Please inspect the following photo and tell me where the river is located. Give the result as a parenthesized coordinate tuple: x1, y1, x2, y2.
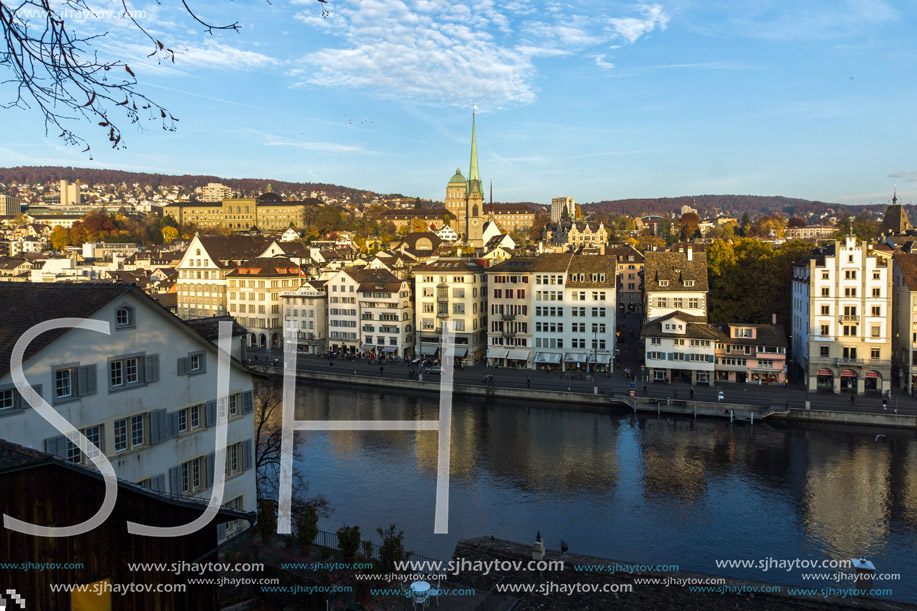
(291, 381, 917, 602)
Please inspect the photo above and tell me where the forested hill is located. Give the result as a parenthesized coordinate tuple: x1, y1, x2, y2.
(0, 166, 380, 202)
(584, 195, 888, 219)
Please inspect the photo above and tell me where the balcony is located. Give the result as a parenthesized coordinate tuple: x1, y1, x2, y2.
(437, 312, 450, 319)
(840, 315, 859, 323)
(502, 313, 516, 322)
(503, 328, 516, 337)
(836, 357, 864, 366)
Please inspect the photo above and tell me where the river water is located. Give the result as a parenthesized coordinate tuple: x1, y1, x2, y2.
(291, 382, 917, 602)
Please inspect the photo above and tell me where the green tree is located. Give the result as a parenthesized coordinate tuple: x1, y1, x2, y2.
(414, 197, 422, 209)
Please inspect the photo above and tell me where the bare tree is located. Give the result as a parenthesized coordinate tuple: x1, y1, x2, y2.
(0, 0, 328, 154)
(253, 377, 330, 521)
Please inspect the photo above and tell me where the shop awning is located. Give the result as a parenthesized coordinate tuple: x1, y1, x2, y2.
(420, 345, 439, 356)
(535, 352, 563, 364)
(507, 349, 530, 361)
(452, 347, 468, 358)
(381, 346, 398, 353)
(817, 369, 832, 375)
(594, 354, 612, 364)
(487, 348, 509, 359)
(564, 352, 588, 363)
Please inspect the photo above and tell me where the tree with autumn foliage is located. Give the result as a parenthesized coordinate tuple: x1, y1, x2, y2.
(677, 212, 701, 240)
(787, 217, 807, 228)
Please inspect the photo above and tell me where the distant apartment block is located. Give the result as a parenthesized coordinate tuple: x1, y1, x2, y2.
(551, 197, 575, 223)
(0, 193, 23, 217)
(785, 225, 836, 240)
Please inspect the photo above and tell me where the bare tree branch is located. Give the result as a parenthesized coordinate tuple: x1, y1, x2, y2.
(0, 0, 328, 154)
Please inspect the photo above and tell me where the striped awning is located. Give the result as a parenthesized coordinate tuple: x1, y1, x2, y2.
(507, 349, 530, 361)
(564, 352, 588, 363)
(420, 345, 439, 355)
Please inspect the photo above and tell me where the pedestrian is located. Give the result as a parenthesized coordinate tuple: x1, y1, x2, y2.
(379, 365, 384, 376)
(883, 398, 887, 411)
(673, 390, 677, 399)
(849, 394, 856, 405)
(689, 387, 695, 400)
(329, 361, 333, 367)
(526, 377, 531, 388)
(409, 368, 414, 379)
(643, 385, 648, 396)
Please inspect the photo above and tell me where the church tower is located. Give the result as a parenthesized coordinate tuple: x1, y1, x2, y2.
(445, 167, 466, 237)
(465, 111, 485, 248)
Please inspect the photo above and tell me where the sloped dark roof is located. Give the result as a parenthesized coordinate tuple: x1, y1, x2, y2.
(879, 204, 911, 236)
(644, 251, 709, 292)
(184, 315, 248, 339)
(487, 257, 536, 273)
(225, 257, 301, 277)
(413, 258, 484, 273)
(0, 283, 132, 378)
(0, 438, 252, 521)
(894, 253, 917, 290)
(196, 235, 270, 267)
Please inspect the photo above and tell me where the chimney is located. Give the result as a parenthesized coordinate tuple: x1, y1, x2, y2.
(772, 313, 777, 325)
(686, 245, 693, 261)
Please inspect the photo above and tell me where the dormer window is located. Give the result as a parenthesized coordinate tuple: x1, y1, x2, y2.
(659, 280, 669, 287)
(684, 280, 695, 287)
(115, 306, 135, 329)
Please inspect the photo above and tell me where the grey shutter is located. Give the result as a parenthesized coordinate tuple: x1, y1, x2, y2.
(242, 438, 253, 471)
(205, 453, 215, 488)
(177, 357, 190, 376)
(17, 384, 42, 409)
(217, 522, 228, 540)
(668, 353, 674, 360)
(707, 354, 714, 363)
(169, 466, 181, 494)
(168, 411, 181, 438)
(241, 389, 254, 414)
(198, 354, 207, 374)
(44, 435, 67, 458)
(150, 409, 167, 445)
(151, 473, 166, 493)
(144, 355, 160, 383)
(77, 365, 97, 397)
(205, 400, 217, 427)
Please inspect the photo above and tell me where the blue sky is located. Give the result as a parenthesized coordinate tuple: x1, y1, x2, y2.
(2, 0, 916, 206)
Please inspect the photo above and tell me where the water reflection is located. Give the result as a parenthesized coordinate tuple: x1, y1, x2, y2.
(292, 381, 917, 601)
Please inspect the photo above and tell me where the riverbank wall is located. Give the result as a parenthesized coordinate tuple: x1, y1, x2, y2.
(258, 366, 917, 430)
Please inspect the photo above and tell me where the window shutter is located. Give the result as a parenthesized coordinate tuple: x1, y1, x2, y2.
(150, 409, 167, 445)
(217, 522, 228, 540)
(206, 453, 215, 488)
(242, 438, 253, 471)
(205, 400, 217, 427)
(241, 389, 254, 414)
(169, 466, 181, 495)
(145, 355, 160, 383)
(13, 390, 22, 411)
(198, 354, 207, 374)
(707, 354, 714, 363)
(177, 357, 190, 376)
(151, 473, 166, 493)
(77, 365, 97, 397)
(668, 353, 674, 360)
(44, 435, 67, 458)
(168, 411, 181, 438)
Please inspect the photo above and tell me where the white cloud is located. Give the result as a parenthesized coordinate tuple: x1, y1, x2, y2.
(290, 0, 671, 107)
(174, 41, 277, 70)
(607, 3, 670, 45)
(593, 54, 615, 69)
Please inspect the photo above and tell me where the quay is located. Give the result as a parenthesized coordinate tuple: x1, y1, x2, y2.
(253, 364, 917, 429)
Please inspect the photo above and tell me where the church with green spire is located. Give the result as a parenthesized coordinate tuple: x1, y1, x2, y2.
(444, 112, 485, 247)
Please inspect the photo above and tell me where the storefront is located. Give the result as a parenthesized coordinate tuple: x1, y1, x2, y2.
(506, 349, 531, 369)
(564, 352, 588, 371)
(865, 371, 881, 393)
(840, 370, 857, 393)
(751, 370, 780, 384)
(591, 353, 612, 373)
(816, 369, 833, 391)
(486, 347, 508, 367)
(534, 352, 563, 371)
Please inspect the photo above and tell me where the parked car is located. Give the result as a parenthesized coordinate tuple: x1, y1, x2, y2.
(425, 366, 443, 375)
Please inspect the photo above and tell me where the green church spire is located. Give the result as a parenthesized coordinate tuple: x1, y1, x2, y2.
(467, 108, 483, 197)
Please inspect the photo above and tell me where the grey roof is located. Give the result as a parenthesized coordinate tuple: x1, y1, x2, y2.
(184, 315, 248, 339)
(644, 251, 709, 292)
(0, 283, 132, 378)
(642, 311, 720, 340)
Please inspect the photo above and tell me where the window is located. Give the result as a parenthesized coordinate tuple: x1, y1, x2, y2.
(821, 305, 830, 315)
(190, 404, 201, 429)
(872, 306, 881, 316)
(843, 325, 857, 336)
(820, 346, 829, 357)
(873, 271, 881, 280)
(820, 324, 829, 336)
(178, 352, 206, 376)
(67, 425, 102, 464)
(0, 388, 14, 412)
(844, 287, 856, 297)
(109, 354, 149, 390)
(178, 409, 188, 432)
(822, 271, 829, 279)
(131, 415, 144, 447)
(871, 325, 881, 337)
(115, 306, 135, 328)
(114, 418, 128, 452)
(845, 270, 856, 280)
(872, 288, 881, 297)
(822, 288, 830, 297)
(871, 348, 880, 359)
(55, 368, 72, 399)
(229, 394, 238, 417)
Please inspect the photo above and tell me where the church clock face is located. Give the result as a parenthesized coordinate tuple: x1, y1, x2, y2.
(471, 219, 479, 226)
